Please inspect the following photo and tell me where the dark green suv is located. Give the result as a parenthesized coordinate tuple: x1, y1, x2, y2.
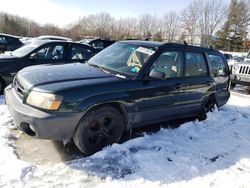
(4, 41, 230, 155)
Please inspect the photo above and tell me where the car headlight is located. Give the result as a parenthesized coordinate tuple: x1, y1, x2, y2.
(234, 64, 239, 70)
(26, 91, 63, 110)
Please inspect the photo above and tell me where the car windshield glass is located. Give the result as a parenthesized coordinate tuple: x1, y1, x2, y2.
(88, 42, 156, 77)
(11, 43, 39, 57)
(247, 51, 250, 59)
(80, 39, 91, 44)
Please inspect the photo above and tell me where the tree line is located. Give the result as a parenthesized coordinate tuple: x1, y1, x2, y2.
(0, 0, 249, 52)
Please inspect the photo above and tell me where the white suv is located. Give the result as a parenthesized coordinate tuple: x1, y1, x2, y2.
(231, 51, 250, 88)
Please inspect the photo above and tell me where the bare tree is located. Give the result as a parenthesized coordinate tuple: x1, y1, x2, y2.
(114, 17, 139, 39)
(84, 12, 115, 38)
(138, 14, 157, 39)
(181, 1, 200, 44)
(197, 0, 227, 46)
(162, 11, 180, 42)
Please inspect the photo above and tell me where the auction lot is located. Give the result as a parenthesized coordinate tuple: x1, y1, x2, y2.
(1, 86, 250, 187)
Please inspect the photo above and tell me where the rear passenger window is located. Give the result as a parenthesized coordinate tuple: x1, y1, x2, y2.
(185, 52, 208, 77)
(70, 45, 93, 60)
(208, 54, 228, 76)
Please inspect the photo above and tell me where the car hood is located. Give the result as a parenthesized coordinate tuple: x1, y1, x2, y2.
(17, 63, 118, 90)
(0, 54, 18, 60)
(233, 61, 250, 66)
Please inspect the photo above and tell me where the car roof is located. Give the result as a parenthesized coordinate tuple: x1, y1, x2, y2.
(120, 40, 163, 48)
(36, 35, 72, 41)
(0, 33, 20, 39)
(120, 40, 220, 54)
(30, 40, 93, 48)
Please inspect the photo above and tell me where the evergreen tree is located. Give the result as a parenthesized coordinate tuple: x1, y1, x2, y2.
(215, 0, 250, 51)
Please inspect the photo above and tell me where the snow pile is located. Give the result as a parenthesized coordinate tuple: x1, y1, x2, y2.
(0, 97, 31, 187)
(0, 93, 250, 187)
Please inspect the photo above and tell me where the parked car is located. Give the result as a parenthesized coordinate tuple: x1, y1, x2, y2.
(79, 38, 115, 53)
(233, 56, 244, 63)
(0, 33, 23, 53)
(0, 40, 94, 93)
(4, 41, 230, 155)
(230, 50, 250, 88)
(231, 61, 250, 88)
(223, 53, 235, 69)
(22, 35, 72, 44)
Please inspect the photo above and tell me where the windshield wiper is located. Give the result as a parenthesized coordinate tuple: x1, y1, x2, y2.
(87, 62, 128, 79)
(87, 62, 111, 74)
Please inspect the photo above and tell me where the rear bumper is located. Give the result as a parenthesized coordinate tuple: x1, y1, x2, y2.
(4, 85, 83, 142)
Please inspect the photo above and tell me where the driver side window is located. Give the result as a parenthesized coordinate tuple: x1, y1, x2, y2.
(31, 44, 64, 60)
(150, 51, 184, 79)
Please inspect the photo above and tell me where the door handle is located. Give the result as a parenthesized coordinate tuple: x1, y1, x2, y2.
(10, 72, 17, 77)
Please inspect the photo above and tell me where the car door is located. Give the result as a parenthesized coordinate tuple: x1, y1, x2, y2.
(207, 53, 230, 106)
(28, 42, 67, 66)
(2, 43, 67, 82)
(133, 50, 185, 126)
(181, 51, 214, 116)
(67, 44, 94, 63)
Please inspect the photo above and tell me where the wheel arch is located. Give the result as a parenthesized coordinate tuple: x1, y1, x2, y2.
(72, 101, 130, 140)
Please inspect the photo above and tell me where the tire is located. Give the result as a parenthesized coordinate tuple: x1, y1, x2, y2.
(73, 105, 125, 155)
(0, 80, 4, 95)
(230, 82, 236, 89)
(198, 95, 217, 121)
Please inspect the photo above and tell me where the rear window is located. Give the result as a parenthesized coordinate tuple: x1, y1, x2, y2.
(185, 52, 208, 77)
(208, 54, 228, 76)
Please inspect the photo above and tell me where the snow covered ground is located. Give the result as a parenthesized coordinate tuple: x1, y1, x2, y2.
(0, 91, 250, 188)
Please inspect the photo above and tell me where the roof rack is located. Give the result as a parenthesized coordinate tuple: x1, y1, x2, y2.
(163, 40, 214, 50)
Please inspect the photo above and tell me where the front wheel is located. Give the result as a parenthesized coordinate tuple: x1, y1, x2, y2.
(73, 105, 124, 155)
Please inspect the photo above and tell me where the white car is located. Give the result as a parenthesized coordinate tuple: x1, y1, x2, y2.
(22, 35, 72, 44)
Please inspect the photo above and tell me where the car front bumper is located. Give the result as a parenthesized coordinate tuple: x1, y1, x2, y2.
(4, 85, 83, 142)
(231, 74, 250, 86)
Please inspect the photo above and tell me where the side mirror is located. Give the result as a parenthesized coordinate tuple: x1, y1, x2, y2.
(149, 69, 165, 80)
(30, 53, 38, 60)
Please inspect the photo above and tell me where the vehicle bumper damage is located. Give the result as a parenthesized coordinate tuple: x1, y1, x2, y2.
(4, 85, 82, 142)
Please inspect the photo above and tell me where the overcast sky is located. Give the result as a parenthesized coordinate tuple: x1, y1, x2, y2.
(0, 0, 230, 28)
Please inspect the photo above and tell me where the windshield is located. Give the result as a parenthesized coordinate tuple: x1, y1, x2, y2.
(246, 51, 250, 59)
(88, 42, 156, 77)
(80, 39, 92, 44)
(12, 43, 39, 57)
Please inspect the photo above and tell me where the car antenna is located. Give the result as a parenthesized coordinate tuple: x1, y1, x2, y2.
(183, 41, 188, 46)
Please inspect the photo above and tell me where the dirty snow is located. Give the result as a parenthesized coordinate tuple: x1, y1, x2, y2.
(0, 92, 250, 187)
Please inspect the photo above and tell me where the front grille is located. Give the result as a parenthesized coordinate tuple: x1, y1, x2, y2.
(13, 78, 25, 99)
(239, 65, 250, 75)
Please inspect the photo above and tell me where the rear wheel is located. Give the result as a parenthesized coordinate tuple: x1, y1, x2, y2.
(230, 82, 236, 89)
(0, 80, 4, 95)
(73, 105, 124, 155)
(198, 95, 217, 121)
